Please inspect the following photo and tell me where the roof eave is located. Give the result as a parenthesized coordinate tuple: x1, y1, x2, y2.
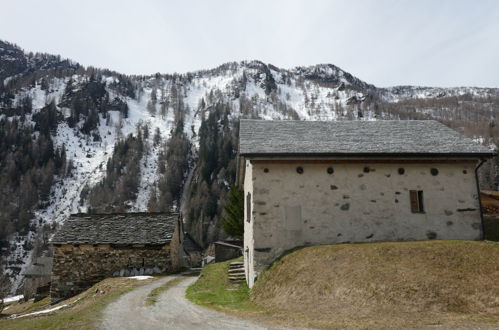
(50, 241, 171, 245)
(240, 152, 495, 159)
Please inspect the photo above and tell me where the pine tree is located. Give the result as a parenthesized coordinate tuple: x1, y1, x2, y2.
(221, 185, 244, 239)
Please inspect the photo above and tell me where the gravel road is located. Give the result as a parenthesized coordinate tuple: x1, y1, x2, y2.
(100, 274, 269, 330)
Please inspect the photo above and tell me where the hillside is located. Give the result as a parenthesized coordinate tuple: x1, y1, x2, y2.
(1, 39, 499, 295)
(251, 241, 499, 329)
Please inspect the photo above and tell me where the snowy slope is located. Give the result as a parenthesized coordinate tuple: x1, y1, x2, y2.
(2, 58, 499, 295)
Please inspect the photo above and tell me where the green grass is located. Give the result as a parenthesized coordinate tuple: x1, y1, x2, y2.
(0, 277, 153, 330)
(145, 277, 186, 306)
(186, 259, 262, 312)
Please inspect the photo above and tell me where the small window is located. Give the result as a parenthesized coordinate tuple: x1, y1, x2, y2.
(246, 192, 252, 222)
(409, 190, 424, 213)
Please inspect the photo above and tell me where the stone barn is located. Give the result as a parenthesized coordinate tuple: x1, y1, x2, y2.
(50, 212, 183, 300)
(238, 120, 495, 287)
(23, 256, 53, 301)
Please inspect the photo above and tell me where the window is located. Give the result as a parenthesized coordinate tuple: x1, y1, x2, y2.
(409, 190, 424, 213)
(246, 192, 252, 222)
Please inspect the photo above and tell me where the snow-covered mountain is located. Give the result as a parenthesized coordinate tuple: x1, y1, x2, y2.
(1, 40, 498, 295)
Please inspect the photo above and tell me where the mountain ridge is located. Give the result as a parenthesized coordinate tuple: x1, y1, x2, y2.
(5, 39, 498, 94)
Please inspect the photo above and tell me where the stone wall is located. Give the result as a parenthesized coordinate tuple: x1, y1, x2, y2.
(214, 244, 242, 262)
(244, 159, 482, 287)
(169, 218, 183, 271)
(50, 244, 173, 300)
(24, 276, 51, 301)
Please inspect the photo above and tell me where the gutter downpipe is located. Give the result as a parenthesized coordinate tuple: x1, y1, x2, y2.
(474, 158, 487, 240)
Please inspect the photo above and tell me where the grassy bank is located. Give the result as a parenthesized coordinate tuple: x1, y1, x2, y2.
(0, 277, 154, 330)
(187, 241, 499, 329)
(185, 259, 262, 313)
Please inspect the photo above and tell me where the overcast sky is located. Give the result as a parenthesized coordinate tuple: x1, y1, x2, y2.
(1, 0, 498, 87)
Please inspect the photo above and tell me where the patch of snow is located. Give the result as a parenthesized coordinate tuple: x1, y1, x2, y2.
(9, 304, 68, 319)
(127, 276, 153, 280)
(3, 294, 23, 304)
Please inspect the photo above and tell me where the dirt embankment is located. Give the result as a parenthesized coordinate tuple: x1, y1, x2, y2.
(251, 241, 499, 329)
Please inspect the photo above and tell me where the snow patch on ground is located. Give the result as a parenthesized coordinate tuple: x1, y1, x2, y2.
(3, 295, 23, 304)
(9, 304, 68, 319)
(127, 276, 153, 280)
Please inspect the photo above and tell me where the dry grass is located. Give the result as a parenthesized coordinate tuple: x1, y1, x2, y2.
(251, 240, 499, 329)
(1, 297, 52, 316)
(0, 277, 154, 330)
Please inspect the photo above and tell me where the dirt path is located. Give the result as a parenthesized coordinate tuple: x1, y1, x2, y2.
(100, 275, 269, 330)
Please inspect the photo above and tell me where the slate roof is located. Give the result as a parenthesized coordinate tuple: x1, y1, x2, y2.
(239, 120, 494, 157)
(51, 213, 179, 245)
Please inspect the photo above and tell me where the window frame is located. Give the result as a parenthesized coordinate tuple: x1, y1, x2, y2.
(409, 190, 425, 213)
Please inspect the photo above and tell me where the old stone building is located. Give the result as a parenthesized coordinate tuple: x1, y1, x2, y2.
(238, 120, 495, 287)
(23, 256, 53, 301)
(50, 212, 183, 300)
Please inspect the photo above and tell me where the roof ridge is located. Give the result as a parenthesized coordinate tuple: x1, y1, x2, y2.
(70, 212, 180, 216)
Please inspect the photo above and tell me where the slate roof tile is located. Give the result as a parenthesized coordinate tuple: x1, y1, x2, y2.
(50, 213, 179, 245)
(239, 120, 494, 156)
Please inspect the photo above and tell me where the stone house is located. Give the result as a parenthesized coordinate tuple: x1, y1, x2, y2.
(23, 256, 53, 301)
(50, 212, 183, 300)
(238, 120, 494, 287)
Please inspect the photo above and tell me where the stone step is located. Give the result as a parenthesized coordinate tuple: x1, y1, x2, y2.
(228, 272, 246, 276)
(228, 274, 246, 279)
(229, 277, 246, 282)
(228, 268, 245, 273)
(229, 265, 244, 270)
(229, 262, 244, 266)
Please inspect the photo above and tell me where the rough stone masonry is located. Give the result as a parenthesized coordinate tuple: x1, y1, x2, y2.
(50, 213, 183, 300)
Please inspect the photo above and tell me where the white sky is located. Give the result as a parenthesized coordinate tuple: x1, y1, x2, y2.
(1, 0, 498, 87)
